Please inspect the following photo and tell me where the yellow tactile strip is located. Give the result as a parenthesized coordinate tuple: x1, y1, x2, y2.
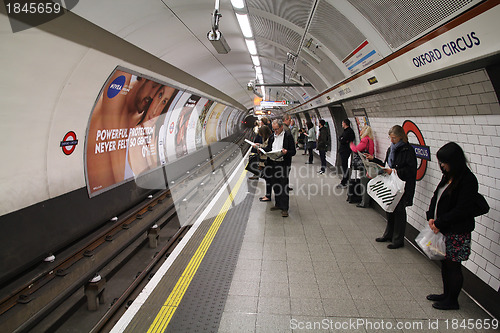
(144, 170, 248, 333)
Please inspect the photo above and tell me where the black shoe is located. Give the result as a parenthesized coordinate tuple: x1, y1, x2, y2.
(432, 301, 459, 310)
(356, 204, 367, 208)
(375, 237, 390, 242)
(427, 294, 446, 301)
(387, 243, 404, 249)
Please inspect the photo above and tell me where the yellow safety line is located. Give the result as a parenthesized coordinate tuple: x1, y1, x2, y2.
(147, 170, 248, 333)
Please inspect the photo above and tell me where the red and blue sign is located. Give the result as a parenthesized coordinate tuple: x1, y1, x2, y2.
(403, 120, 429, 181)
(60, 131, 78, 155)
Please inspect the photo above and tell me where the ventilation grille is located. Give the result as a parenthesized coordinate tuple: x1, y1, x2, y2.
(247, 0, 315, 29)
(309, 0, 366, 60)
(348, 0, 478, 49)
(252, 15, 301, 52)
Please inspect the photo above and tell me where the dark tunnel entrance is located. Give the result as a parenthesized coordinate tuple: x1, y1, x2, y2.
(243, 115, 258, 128)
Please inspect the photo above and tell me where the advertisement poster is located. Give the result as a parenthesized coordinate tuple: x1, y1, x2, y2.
(195, 99, 214, 149)
(352, 108, 370, 136)
(205, 103, 225, 144)
(175, 94, 201, 158)
(186, 97, 207, 154)
(86, 68, 179, 196)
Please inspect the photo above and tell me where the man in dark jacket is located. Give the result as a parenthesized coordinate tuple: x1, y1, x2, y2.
(317, 119, 330, 174)
(337, 119, 355, 188)
(263, 119, 296, 217)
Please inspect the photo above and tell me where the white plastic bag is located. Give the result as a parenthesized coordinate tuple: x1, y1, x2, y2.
(415, 228, 446, 260)
(367, 170, 405, 212)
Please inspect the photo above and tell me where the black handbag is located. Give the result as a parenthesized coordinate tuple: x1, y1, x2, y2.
(307, 141, 316, 149)
(245, 153, 260, 176)
(473, 192, 489, 217)
(351, 152, 364, 171)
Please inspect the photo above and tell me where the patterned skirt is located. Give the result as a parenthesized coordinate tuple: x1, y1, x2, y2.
(444, 233, 471, 262)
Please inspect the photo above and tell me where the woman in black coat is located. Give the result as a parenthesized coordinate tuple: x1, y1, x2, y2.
(367, 125, 417, 249)
(426, 142, 478, 310)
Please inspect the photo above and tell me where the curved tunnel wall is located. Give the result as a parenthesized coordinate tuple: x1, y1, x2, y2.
(0, 12, 246, 282)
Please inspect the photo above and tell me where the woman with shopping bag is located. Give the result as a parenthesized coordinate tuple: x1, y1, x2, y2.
(366, 125, 417, 249)
(425, 142, 486, 310)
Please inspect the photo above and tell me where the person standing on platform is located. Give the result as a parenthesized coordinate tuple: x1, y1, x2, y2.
(336, 119, 355, 188)
(264, 119, 296, 217)
(366, 125, 417, 249)
(256, 124, 273, 200)
(290, 119, 299, 147)
(426, 142, 480, 310)
(317, 120, 330, 174)
(283, 113, 291, 132)
(301, 128, 308, 155)
(261, 116, 272, 133)
(304, 121, 316, 164)
(349, 125, 375, 207)
(249, 120, 263, 180)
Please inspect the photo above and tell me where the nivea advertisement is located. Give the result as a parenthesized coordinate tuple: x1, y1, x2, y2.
(85, 68, 239, 196)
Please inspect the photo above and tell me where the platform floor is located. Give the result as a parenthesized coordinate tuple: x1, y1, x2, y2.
(112, 153, 493, 333)
(217, 154, 492, 333)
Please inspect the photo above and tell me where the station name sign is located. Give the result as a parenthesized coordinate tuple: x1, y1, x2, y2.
(260, 100, 287, 108)
(412, 32, 481, 68)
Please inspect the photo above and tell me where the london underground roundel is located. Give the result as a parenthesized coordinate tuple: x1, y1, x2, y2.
(60, 131, 78, 155)
(403, 120, 430, 181)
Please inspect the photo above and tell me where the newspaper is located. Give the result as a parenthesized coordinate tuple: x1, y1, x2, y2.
(245, 139, 283, 161)
(245, 139, 256, 145)
(358, 152, 385, 178)
(259, 148, 283, 161)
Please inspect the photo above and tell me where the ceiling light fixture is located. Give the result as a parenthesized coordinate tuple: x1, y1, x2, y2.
(236, 13, 252, 38)
(245, 39, 257, 55)
(251, 55, 260, 67)
(231, 0, 264, 91)
(230, 0, 245, 9)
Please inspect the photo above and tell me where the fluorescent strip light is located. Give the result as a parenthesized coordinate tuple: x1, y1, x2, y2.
(261, 86, 266, 99)
(231, 0, 245, 9)
(236, 13, 252, 38)
(255, 66, 262, 76)
(245, 39, 257, 55)
(251, 55, 260, 67)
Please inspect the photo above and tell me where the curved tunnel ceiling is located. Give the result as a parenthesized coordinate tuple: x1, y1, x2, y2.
(72, 0, 481, 113)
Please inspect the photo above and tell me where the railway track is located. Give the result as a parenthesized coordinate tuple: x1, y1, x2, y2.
(0, 134, 252, 332)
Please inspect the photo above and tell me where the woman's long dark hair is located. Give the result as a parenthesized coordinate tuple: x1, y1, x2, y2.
(258, 124, 272, 142)
(436, 142, 468, 191)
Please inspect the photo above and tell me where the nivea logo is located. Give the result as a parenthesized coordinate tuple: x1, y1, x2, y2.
(107, 75, 126, 98)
